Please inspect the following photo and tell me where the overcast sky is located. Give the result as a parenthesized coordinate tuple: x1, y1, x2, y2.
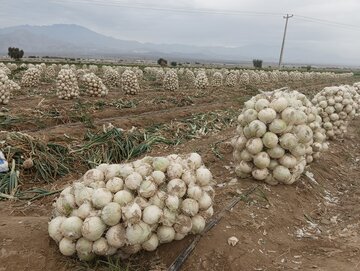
(1, 0, 360, 65)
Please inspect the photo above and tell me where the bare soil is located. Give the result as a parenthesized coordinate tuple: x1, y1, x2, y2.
(1, 76, 359, 271)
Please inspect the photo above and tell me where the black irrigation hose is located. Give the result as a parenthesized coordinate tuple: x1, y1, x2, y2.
(168, 185, 258, 271)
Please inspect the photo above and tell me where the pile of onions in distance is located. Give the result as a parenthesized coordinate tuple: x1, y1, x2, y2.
(48, 153, 215, 260)
(232, 88, 327, 185)
(163, 69, 179, 91)
(56, 69, 80, 100)
(312, 85, 358, 139)
(121, 69, 140, 95)
(82, 73, 108, 97)
(21, 67, 41, 87)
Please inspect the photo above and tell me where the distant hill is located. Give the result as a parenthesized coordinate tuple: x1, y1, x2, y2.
(0, 24, 355, 66)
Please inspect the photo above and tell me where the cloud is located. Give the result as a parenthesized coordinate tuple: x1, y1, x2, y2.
(1, 0, 359, 65)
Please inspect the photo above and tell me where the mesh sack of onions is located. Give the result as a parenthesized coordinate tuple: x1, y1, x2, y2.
(352, 83, 360, 116)
(184, 69, 196, 87)
(232, 88, 324, 185)
(155, 69, 165, 84)
(6, 63, 17, 71)
(103, 68, 120, 88)
(259, 72, 269, 84)
(48, 153, 215, 260)
(56, 69, 80, 100)
(239, 72, 250, 85)
(82, 73, 108, 97)
(312, 85, 357, 140)
(163, 70, 179, 91)
(225, 71, 237, 87)
(0, 71, 12, 104)
(21, 67, 41, 87)
(133, 68, 144, 81)
(195, 71, 209, 89)
(211, 72, 223, 87)
(45, 65, 57, 81)
(0, 63, 11, 75)
(121, 69, 140, 95)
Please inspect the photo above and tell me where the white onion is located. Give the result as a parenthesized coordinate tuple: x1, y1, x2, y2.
(92, 237, 110, 256)
(92, 188, 113, 209)
(167, 178, 187, 197)
(198, 192, 212, 210)
(187, 153, 202, 169)
(59, 238, 76, 256)
(157, 226, 175, 243)
(122, 202, 142, 223)
(142, 233, 159, 251)
(143, 205, 163, 225)
(167, 163, 183, 179)
(61, 216, 83, 240)
(83, 169, 104, 185)
(253, 152, 270, 169)
(151, 171, 166, 185)
(125, 221, 151, 245)
(191, 215, 206, 234)
(101, 202, 122, 226)
(106, 177, 124, 193)
(48, 216, 66, 243)
(195, 167, 213, 186)
(165, 194, 180, 210)
(139, 179, 157, 198)
(81, 216, 106, 241)
(76, 237, 94, 261)
(187, 185, 203, 200)
(106, 224, 126, 248)
(125, 172, 143, 190)
(262, 132, 278, 148)
(181, 198, 199, 216)
(152, 157, 170, 172)
(113, 190, 134, 207)
(174, 215, 192, 234)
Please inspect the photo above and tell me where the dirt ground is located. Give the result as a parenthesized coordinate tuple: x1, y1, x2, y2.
(1, 76, 360, 271)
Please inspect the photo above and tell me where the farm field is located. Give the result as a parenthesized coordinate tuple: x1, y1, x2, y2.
(1, 64, 360, 271)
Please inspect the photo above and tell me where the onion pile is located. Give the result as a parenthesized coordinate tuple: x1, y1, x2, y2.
(211, 72, 223, 87)
(0, 63, 11, 75)
(239, 72, 250, 85)
(82, 73, 108, 97)
(0, 71, 12, 104)
(48, 153, 215, 260)
(121, 69, 140, 95)
(195, 71, 209, 89)
(184, 69, 196, 87)
(163, 70, 179, 91)
(312, 85, 357, 139)
(56, 69, 80, 100)
(232, 88, 326, 185)
(89, 65, 99, 74)
(155, 69, 165, 84)
(133, 68, 144, 81)
(21, 68, 41, 87)
(103, 68, 120, 88)
(225, 71, 237, 87)
(45, 65, 57, 81)
(352, 83, 360, 116)
(6, 63, 17, 71)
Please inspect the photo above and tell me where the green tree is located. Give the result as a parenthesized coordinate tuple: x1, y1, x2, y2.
(157, 58, 168, 67)
(252, 59, 263, 69)
(8, 47, 24, 60)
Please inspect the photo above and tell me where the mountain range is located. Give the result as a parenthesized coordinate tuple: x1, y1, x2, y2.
(0, 24, 354, 66)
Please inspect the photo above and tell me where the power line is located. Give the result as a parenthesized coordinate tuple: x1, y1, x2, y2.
(49, 0, 285, 17)
(49, 0, 360, 31)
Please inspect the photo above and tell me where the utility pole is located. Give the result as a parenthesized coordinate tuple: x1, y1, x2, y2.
(278, 14, 293, 68)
